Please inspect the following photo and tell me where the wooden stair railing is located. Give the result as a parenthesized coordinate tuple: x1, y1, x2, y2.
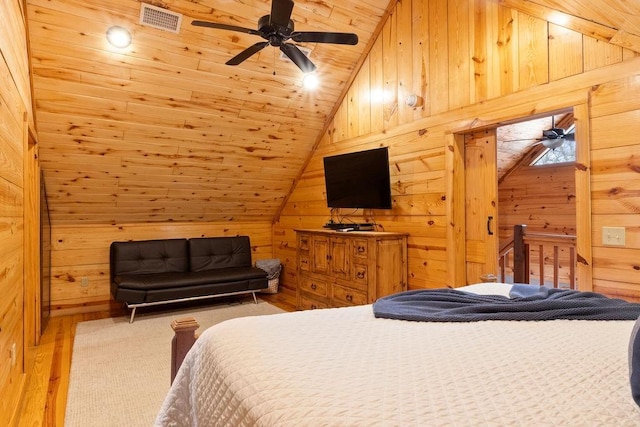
(499, 236, 515, 283)
(499, 225, 577, 289)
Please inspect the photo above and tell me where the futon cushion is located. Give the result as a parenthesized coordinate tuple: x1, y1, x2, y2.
(114, 266, 267, 291)
(189, 236, 252, 271)
(110, 239, 189, 277)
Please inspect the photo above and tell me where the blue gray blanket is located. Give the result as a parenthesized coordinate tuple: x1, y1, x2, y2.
(372, 285, 640, 322)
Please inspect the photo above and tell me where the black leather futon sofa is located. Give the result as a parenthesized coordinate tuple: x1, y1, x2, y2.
(110, 236, 268, 322)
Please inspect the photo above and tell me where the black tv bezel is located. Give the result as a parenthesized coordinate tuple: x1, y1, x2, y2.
(323, 147, 392, 210)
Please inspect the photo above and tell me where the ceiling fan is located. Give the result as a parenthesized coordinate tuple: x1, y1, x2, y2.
(502, 117, 575, 149)
(191, 0, 359, 73)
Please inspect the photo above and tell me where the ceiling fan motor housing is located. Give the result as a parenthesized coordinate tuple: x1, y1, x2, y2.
(258, 14, 294, 41)
(542, 128, 566, 139)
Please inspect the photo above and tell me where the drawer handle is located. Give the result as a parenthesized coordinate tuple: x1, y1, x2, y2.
(311, 304, 317, 309)
(346, 294, 353, 302)
(357, 246, 365, 253)
(311, 283, 317, 290)
(356, 271, 365, 279)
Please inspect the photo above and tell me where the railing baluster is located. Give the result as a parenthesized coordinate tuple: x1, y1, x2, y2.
(538, 244, 544, 286)
(553, 245, 559, 288)
(503, 225, 576, 288)
(569, 246, 576, 289)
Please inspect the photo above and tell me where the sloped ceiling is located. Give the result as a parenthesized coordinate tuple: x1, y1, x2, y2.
(502, 0, 640, 50)
(26, 0, 640, 225)
(27, 0, 391, 224)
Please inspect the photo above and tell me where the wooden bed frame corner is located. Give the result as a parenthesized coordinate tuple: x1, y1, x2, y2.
(170, 317, 200, 383)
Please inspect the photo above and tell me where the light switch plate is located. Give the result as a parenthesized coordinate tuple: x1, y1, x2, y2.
(602, 226, 625, 246)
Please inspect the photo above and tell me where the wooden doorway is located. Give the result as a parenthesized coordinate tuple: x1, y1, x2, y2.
(464, 129, 498, 283)
(449, 103, 592, 290)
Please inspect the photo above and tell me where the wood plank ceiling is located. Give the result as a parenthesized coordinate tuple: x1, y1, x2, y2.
(27, 0, 391, 224)
(26, 0, 640, 225)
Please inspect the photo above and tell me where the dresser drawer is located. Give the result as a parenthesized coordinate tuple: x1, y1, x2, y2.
(298, 234, 311, 251)
(300, 276, 328, 297)
(352, 239, 368, 262)
(299, 254, 310, 271)
(332, 284, 367, 306)
(351, 264, 368, 290)
(299, 295, 329, 310)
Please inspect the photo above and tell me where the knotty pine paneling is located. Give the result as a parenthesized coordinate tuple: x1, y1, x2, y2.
(0, 0, 34, 132)
(274, 0, 640, 298)
(49, 221, 273, 316)
(27, 0, 387, 225)
(516, 11, 548, 90)
(548, 24, 584, 81)
(498, 163, 576, 285)
(0, 0, 32, 423)
(499, 163, 576, 240)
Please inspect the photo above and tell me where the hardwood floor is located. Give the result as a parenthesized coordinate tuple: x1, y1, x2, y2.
(16, 291, 296, 426)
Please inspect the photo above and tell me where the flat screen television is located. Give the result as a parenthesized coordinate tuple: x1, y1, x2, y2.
(323, 147, 392, 209)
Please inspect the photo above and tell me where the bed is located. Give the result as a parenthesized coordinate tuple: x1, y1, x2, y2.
(155, 283, 640, 426)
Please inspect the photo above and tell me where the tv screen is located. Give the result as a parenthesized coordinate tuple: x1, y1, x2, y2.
(323, 147, 392, 209)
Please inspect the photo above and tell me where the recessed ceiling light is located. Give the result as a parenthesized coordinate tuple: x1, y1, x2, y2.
(106, 26, 132, 48)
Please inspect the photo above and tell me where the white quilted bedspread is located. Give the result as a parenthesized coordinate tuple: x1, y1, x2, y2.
(155, 305, 640, 426)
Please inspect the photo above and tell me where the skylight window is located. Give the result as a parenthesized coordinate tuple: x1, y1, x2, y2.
(532, 139, 576, 165)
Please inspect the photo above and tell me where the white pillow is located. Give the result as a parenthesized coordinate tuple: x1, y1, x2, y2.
(456, 282, 513, 297)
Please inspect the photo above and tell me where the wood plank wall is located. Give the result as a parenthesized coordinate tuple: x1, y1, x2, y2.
(273, 0, 640, 300)
(499, 163, 576, 238)
(50, 222, 273, 315)
(36, 0, 640, 313)
(590, 76, 640, 300)
(499, 163, 576, 284)
(0, 1, 34, 424)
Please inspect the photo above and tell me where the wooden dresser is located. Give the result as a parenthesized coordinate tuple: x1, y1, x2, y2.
(295, 229, 408, 310)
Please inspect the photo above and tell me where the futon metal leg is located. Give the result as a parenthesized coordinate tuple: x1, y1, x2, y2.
(252, 292, 258, 304)
(129, 306, 137, 323)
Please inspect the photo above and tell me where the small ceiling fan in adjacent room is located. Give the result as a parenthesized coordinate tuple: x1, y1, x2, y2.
(502, 116, 575, 149)
(191, 0, 359, 73)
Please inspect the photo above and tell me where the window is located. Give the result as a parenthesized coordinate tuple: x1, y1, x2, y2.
(532, 139, 576, 165)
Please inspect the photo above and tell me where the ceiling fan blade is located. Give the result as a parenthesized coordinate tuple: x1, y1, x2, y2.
(226, 42, 269, 65)
(270, 0, 294, 28)
(542, 127, 565, 140)
(292, 31, 358, 45)
(502, 137, 544, 143)
(280, 43, 316, 73)
(191, 20, 261, 36)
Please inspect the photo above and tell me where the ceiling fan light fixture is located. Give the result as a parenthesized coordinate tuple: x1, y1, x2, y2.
(302, 73, 319, 90)
(541, 138, 565, 149)
(106, 26, 132, 48)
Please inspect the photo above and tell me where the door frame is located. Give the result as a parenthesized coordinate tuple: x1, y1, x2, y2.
(446, 103, 592, 290)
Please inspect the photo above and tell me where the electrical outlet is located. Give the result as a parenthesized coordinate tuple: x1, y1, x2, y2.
(10, 343, 16, 366)
(81, 276, 89, 287)
(602, 226, 625, 246)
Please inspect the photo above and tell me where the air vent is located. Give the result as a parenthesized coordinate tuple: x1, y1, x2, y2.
(139, 3, 183, 34)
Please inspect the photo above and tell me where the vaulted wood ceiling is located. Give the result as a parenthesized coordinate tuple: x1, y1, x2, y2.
(28, 0, 391, 224)
(26, 0, 640, 225)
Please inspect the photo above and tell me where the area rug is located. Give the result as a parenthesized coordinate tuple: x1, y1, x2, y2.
(65, 299, 285, 426)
